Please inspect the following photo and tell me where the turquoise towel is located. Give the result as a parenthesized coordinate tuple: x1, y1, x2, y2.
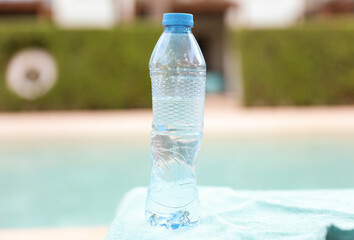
(105, 187, 354, 240)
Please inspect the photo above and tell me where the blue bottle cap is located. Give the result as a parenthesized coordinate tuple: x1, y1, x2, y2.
(162, 13, 194, 27)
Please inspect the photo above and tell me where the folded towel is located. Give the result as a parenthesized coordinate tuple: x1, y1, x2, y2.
(105, 187, 354, 240)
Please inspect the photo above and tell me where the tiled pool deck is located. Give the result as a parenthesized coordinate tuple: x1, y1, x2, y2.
(0, 95, 353, 140)
(1, 95, 354, 239)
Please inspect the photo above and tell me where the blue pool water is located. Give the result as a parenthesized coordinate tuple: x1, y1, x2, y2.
(0, 134, 353, 228)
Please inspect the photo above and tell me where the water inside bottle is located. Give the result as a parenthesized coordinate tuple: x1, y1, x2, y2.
(145, 72, 205, 229)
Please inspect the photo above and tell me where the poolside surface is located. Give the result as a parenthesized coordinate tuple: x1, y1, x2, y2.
(1, 95, 354, 140)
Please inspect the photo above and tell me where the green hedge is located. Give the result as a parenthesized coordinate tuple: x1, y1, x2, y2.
(4, 21, 354, 110)
(0, 22, 161, 111)
(236, 28, 354, 106)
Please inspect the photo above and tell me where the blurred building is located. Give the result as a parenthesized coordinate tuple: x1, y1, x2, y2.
(228, 0, 306, 28)
(0, 0, 51, 19)
(306, 0, 354, 18)
(0, 0, 135, 27)
(51, 0, 135, 28)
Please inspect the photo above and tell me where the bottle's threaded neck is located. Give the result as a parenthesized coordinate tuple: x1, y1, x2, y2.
(164, 25, 191, 33)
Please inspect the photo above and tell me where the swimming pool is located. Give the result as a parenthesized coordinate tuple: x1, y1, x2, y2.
(1, 134, 353, 228)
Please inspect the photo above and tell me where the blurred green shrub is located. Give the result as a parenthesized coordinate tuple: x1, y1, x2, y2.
(0, 22, 161, 111)
(236, 27, 354, 106)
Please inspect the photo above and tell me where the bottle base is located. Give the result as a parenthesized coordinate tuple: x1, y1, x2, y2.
(145, 210, 199, 230)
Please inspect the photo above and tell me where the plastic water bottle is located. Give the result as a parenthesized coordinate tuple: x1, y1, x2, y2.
(145, 13, 206, 229)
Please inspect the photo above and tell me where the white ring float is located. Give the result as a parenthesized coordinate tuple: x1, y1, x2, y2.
(6, 48, 58, 100)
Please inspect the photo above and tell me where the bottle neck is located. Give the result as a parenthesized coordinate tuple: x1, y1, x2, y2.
(163, 25, 191, 33)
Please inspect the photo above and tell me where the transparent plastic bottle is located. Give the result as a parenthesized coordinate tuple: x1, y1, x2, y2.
(145, 13, 206, 229)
